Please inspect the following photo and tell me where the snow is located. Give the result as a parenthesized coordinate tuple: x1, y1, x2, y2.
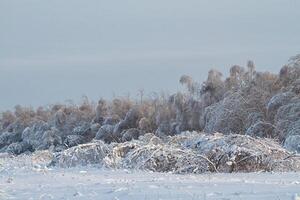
(1, 153, 300, 200)
(1, 167, 300, 200)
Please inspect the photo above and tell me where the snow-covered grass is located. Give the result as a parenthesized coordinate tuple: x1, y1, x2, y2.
(1, 152, 300, 200)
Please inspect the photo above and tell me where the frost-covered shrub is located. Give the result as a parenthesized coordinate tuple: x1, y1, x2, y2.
(72, 124, 95, 140)
(41, 128, 63, 150)
(0, 131, 22, 149)
(20, 121, 64, 152)
(201, 69, 225, 106)
(291, 79, 300, 94)
(103, 115, 120, 125)
(245, 112, 264, 130)
(121, 128, 141, 142)
(52, 132, 300, 173)
(180, 75, 200, 96)
(279, 55, 300, 87)
(36, 106, 51, 122)
(225, 65, 246, 90)
(138, 117, 152, 132)
(169, 93, 190, 133)
(53, 141, 111, 168)
(64, 135, 85, 148)
(95, 124, 115, 143)
(5, 142, 31, 155)
(94, 99, 107, 124)
(184, 132, 300, 172)
(154, 100, 176, 136)
(112, 107, 141, 137)
(155, 121, 172, 137)
(201, 92, 248, 134)
(253, 71, 278, 93)
(267, 92, 296, 121)
(21, 121, 51, 150)
(47, 98, 95, 134)
(186, 99, 202, 130)
(284, 135, 300, 153)
(90, 123, 101, 135)
(0, 111, 16, 130)
(14, 105, 36, 126)
(120, 142, 212, 173)
(274, 98, 300, 140)
(109, 98, 133, 119)
(246, 121, 276, 138)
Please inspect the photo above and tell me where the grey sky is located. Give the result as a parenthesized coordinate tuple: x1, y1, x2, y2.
(0, 0, 299, 111)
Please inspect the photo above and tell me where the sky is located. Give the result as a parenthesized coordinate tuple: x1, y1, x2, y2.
(0, 0, 299, 111)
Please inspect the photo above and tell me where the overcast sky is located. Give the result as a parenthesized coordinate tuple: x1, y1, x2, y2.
(0, 0, 299, 111)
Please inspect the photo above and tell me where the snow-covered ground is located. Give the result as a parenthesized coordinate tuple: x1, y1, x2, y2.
(1, 166, 300, 200)
(1, 152, 300, 200)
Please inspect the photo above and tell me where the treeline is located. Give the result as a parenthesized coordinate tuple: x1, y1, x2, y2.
(0, 55, 299, 154)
